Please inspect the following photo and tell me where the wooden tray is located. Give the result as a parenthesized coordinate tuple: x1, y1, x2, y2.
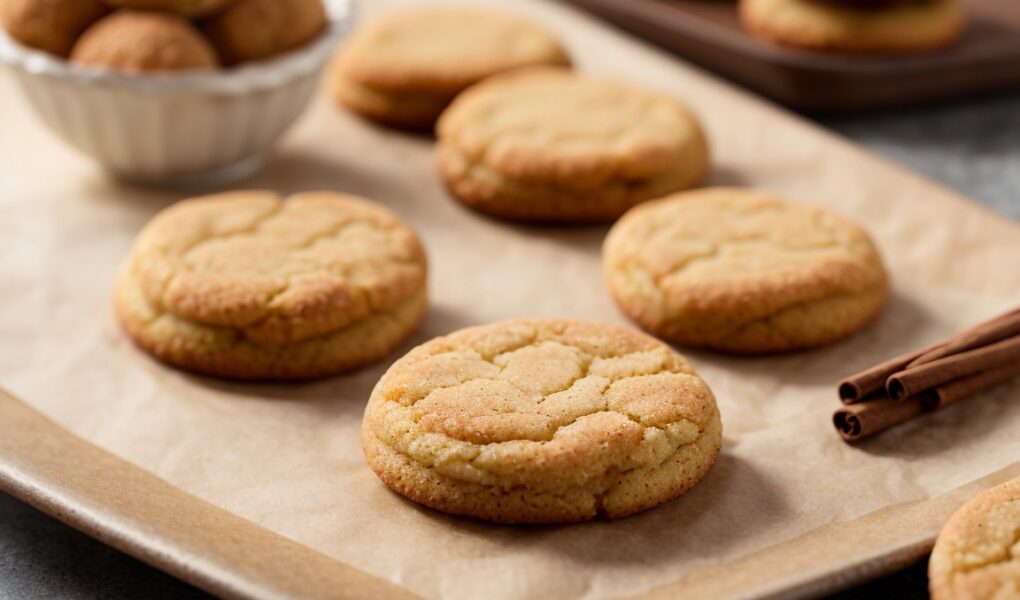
(561, 0, 1020, 111)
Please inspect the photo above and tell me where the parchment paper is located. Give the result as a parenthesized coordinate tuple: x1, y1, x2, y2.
(2, 1, 1019, 599)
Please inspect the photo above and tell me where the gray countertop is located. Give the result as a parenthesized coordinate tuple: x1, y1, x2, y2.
(3, 92, 1018, 599)
(826, 92, 1020, 221)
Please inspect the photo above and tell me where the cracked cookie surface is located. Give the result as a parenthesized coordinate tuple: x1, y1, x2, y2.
(436, 68, 709, 223)
(331, 8, 570, 130)
(739, 0, 964, 54)
(929, 477, 1020, 600)
(363, 318, 722, 523)
(115, 190, 428, 380)
(604, 187, 889, 353)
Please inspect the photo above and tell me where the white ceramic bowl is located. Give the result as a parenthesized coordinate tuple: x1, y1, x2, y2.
(0, 0, 353, 185)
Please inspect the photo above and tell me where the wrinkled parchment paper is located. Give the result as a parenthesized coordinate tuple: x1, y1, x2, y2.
(2, 1, 1019, 598)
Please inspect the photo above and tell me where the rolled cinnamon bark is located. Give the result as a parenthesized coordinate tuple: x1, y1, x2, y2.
(907, 308, 1020, 368)
(920, 362, 1020, 411)
(836, 307, 1020, 443)
(838, 344, 935, 404)
(833, 394, 925, 443)
(887, 335, 1020, 400)
(839, 308, 1020, 404)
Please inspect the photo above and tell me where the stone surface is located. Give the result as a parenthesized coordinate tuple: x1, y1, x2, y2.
(0, 492, 208, 599)
(825, 92, 1020, 221)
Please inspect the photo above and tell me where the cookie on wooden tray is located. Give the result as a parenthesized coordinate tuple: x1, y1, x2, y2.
(103, 0, 233, 19)
(0, 0, 107, 57)
(72, 11, 219, 71)
(115, 191, 428, 380)
(739, 0, 965, 54)
(929, 477, 1020, 600)
(331, 8, 570, 130)
(436, 68, 709, 223)
(362, 318, 722, 524)
(202, 0, 327, 65)
(603, 187, 889, 353)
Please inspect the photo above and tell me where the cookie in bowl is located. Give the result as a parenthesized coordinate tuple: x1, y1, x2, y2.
(71, 10, 218, 71)
(0, 0, 349, 184)
(363, 318, 722, 523)
(115, 190, 428, 380)
(331, 8, 570, 130)
(436, 68, 709, 223)
(0, 0, 107, 56)
(603, 187, 889, 353)
(203, 0, 328, 65)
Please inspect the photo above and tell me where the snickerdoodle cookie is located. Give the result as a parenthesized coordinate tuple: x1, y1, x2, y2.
(331, 8, 570, 130)
(604, 188, 889, 353)
(203, 0, 326, 65)
(363, 318, 722, 523)
(739, 0, 965, 54)
(929, 477, 1020, 600)
(104, 0, 233, 18)
(0, 0, 107, 57)
(436, 68, 709, 223)
(115, 191, 428, 380)
(71, 11, 218, 71)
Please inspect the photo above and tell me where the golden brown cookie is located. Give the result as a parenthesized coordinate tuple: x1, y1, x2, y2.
(436, 68, 709, 223)
(115, 191, 428, 380)
(330, 8, 570, 130)
(603, 187, 889, 353)
(71, 10, 218, 72)
(739, 0, 965, 54)
(202, 0, 326, 65)
(929, 477, 1020, 600)
(104, 0, 233, 19)
(363, 318, 722, 524)
(0, 0, 107, 57)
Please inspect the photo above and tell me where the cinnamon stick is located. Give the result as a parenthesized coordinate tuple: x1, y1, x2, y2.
(833, 394, 925, 443)
(833, 363, 1020, 441)
(835, 306, 1020, 443)
(837, 344, 935, 404)
(838, 307, 1020, 404)
(887, 334, 1020, 400)
(920, 362, 1020, 411)
(907, 308, 1020, 368)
